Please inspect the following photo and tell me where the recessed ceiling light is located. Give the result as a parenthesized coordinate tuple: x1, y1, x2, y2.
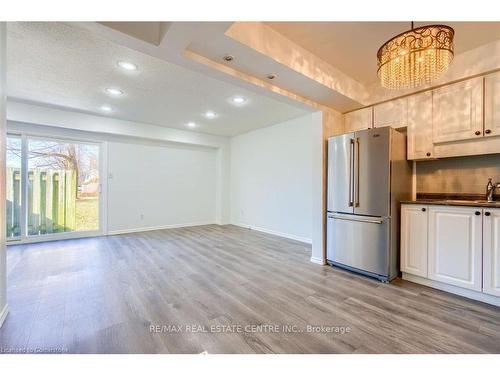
(117, 61, 138, 71)
(105, 87, 123, 96)
(100, 105, 113, 112)
(231, 96, 246, 105)
(266, 73, 277, 80)
(204, 110, 217, 119)
(187, 122, 197, 128)
(223, 55, 234, 62)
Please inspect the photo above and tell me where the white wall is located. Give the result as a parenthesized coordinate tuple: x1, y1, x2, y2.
(0, 23, 8, 327)
(7, 104, 322, 260)
(7, 100, 226, 149)
(107, 141, 217, 233)
(230, 113, 316, 243)
(7, 121, 219, 236)
(310, 111, 324, 263)
(7, 101, 231, 226)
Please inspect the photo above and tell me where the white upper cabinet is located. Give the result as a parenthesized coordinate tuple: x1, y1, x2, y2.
(401, 205, 428, 277)
(407, 91, 433, 160)
(432, 77, 483, 143)
(428, 206, 482, 291)
(373, 97, 407, 129)
(344, 107, 373, 132)
(483, 208, 500, 297)
(485, 71, 500, 138)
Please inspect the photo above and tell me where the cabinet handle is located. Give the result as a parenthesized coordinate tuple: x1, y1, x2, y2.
(426, 152, 431, 157)
(421, 207, 426, 212)
(475, 131, 481, 136)
(485, 129, 492, 134)
(475, 211, 481, 216)
(485, 212, 491, 216)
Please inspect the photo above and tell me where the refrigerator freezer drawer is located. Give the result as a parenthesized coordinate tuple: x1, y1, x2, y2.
(327, 213, 390, 278)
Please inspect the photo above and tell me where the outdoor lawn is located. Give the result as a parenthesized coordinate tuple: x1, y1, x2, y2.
(75, 197, 99, 231)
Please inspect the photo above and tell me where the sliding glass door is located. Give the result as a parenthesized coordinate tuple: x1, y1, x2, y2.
(6, 135, 22, 239)
(6, 134, 101, 241)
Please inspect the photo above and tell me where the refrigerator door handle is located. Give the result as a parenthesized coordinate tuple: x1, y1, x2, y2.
(354, 137, 360, 207)
(328, 213, 384, 225)
(348, 139, 354, 207)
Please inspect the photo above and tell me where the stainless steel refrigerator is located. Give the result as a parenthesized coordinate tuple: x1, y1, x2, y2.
(326, 127, 411, 282)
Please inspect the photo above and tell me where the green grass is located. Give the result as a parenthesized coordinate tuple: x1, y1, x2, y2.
(75, 197, 99, 232)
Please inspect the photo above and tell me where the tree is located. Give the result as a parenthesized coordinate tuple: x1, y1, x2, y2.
(6, 140, 98, 197)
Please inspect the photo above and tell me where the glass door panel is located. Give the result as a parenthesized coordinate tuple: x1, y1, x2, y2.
(6, 136, 22, 239)
(27, 138, 100, 236)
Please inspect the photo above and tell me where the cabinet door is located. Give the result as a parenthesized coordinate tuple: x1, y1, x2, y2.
(485, 72, 500, 138)
(483, 208, 500, 297)
(373, 98, 407, 129)
(432, 77, 483, 143)
(428, 206, 482, 291)
(401, 205, 428, 277)
(407, 91, 433, 160)
(344, 107, 373, 132)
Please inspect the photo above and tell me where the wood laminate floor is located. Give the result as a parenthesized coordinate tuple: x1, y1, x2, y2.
(0, 225, 499, 354)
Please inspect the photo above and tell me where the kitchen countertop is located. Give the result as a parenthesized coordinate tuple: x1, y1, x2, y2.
(401, 199, 500, 208)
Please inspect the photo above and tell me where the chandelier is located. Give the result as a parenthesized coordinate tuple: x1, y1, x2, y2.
(377, 22, 455, 89)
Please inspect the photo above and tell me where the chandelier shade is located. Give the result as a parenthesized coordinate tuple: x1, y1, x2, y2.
(377, 24, 455, 89)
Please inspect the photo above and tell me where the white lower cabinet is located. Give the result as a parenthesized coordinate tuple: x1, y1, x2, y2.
(401, 204, 500, 306)
(401, 205, 428, 277)
(483, 208, 500, 297)
(428, 206, 482, 291)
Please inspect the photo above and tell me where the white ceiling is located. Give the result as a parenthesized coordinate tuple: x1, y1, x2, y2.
(7, 22, 310, 137)
(266, 22, 500, 85)
(186, 26, 361, 112)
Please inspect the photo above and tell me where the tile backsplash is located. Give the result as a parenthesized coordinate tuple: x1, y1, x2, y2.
(416, 154, 500, 195)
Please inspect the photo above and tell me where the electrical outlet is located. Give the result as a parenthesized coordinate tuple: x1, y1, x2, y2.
(140, 214, 144, 220)
(108, 172, 114, 179)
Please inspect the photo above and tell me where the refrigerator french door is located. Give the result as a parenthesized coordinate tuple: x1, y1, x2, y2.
(326, 127, 408, 281)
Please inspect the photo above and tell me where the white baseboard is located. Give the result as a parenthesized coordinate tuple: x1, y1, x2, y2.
(231, 222, 312, 244)
(107, 221, 215, 236)
(403, 273, 500, 307)
(0, 304, 9, 328)
(310, 256, 326, 265)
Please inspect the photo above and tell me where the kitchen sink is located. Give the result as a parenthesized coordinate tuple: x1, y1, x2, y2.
(444, 199, 496, 204)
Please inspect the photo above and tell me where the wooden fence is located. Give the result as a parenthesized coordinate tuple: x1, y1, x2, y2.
(6, 168, 77, 237)
(6, 169, 21, 237)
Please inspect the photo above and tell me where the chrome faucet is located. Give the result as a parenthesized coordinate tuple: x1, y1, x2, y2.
(486, 178, 500, 202)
